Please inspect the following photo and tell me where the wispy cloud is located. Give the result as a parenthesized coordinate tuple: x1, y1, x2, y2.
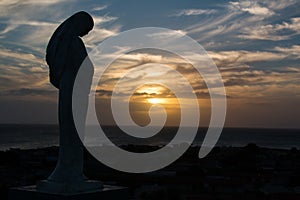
(274, 45, 300, 59)
(92, 5, 108, 11)
(172, 9, 217, 16)
(0, 0, 119, 48)
(240, 17, 300, 41)
(0, 88, 56, 96)
(0, 64, 50, 92)
(0, 0, 70, 6)
(209, 50, 286, 64)
(146, 29, 187, 40)
(0, 0, 121, 95)
(229, 1, 274, 16)
(229, 0, 297, 14)
(175, 0, 299, 45)
(0, 48, 45, 65)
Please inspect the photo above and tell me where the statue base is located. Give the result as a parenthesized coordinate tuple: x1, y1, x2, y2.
(8, 184, 129, 200)
(36, 179, 103, 194)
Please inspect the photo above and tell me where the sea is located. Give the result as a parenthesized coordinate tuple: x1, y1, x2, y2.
(0, 124, 299, 151)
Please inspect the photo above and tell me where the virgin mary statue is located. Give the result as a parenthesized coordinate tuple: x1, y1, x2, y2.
(38, 11, 101, 193)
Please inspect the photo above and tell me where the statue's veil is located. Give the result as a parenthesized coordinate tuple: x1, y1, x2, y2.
(46, 11, 94, 88)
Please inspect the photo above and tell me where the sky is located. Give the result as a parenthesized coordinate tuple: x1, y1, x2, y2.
(0, 0, 299, 128)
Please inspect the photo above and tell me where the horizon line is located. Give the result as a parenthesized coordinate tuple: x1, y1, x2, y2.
(0, 123, 299, 130)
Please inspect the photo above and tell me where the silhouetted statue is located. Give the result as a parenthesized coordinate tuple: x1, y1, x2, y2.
(38, 11, 101, 194)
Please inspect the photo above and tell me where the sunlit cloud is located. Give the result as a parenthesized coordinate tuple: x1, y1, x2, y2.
(0, 48, 45, 66)
(146, 29, 187, 40)
(229, 1, 274, 16)
(274, 45, 300, 59)
(0, 64, 50, 93)
(229, 0, 297, 14)
(0, 0, 299, 127)
(209, 50, 286, 64)
(0, 0, 121, 98)
(94, 48, 299, 105)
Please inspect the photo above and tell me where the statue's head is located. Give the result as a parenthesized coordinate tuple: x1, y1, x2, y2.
(46, 11, 94, 88)
(69, 11, 94, 37)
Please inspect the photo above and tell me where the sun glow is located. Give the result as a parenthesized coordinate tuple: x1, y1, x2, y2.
(136, 86, 164, 95)
(147, 98, 165, 104)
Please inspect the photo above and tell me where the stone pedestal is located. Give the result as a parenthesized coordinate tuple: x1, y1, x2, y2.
(8, 185, 129, 200)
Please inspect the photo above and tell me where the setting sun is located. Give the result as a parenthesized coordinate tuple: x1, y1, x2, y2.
(147, 98, 165, 104)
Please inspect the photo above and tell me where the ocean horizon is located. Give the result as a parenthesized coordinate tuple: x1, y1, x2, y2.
(0, 124, 299, 151)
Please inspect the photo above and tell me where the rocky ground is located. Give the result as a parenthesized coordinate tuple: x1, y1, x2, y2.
(1, 144, 300, 199)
